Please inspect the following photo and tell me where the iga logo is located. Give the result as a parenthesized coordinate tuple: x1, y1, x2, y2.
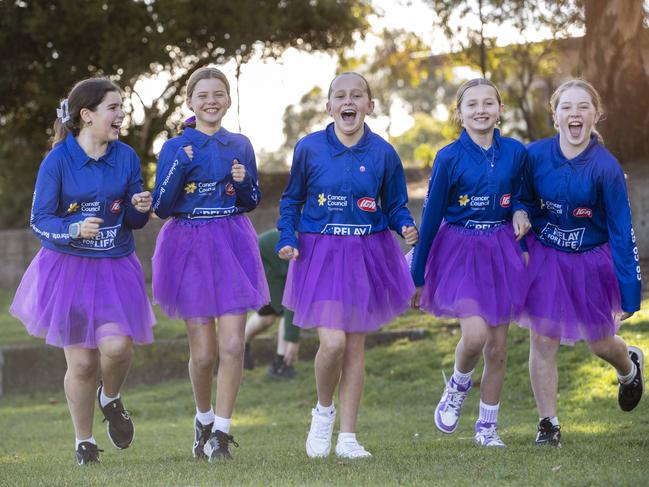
(110, 199, 123, 214)
(572, 207, 593, 218)
(500, 194, 511, 208)
(357, 197, 377, 212)
(225, 183, 236, 196)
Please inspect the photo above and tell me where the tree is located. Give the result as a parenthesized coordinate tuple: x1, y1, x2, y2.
(0, 0, 371, 228)
(581, 0, 649, 162)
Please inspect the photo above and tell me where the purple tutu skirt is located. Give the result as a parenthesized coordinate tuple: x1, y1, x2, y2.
(152, 215, 270, 320)
(282, 230, 415, 332)
(518, 235, 621, 345)
(10, 248, 155, 348)
(420, 222, 526, 326)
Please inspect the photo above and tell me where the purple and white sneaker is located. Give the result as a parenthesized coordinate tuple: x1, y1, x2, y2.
(474, 421, 506, 448)
(434, 377, 471, 434)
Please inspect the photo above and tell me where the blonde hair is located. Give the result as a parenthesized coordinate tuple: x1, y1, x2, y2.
(454, 78, 502, 125)
(327, 72, 373, 100)
(550, 79, 604, 144)
(182, 66, 231, 130)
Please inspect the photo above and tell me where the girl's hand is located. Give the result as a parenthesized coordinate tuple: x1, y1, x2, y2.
(402, 226, 419, 245)
(620, 312, 635, 321)
(513, 210, 531, 241)
(411, 287, 422, 309)
(232, 158, 246, 183)
(131, 191, 152, 213)
(284, 342, 300, 365)
(278, 245, 299, 261)
(80, 217, 103, 238)
(183, 145, 193, 160)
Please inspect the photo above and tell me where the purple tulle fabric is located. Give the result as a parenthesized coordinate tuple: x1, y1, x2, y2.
(10, 248, 155, 348)
(518, 234, 621, 345)
(152, 215, 269, 320)
(282, 230, 415, 332)
(420, 222, 527, 326)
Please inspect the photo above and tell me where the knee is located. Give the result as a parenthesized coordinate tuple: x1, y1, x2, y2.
(218, 335, 245, 364)
(190, 348, 218, 371)
(68, 356, 99, 381)
(319, 335, 346, 363)
(462, 332, 487, 357)
(102, 344, 134, 365)
(587, 337, 613, 359)
(483, 340, 507, 365)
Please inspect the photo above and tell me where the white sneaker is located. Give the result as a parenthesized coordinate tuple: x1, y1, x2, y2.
(335, 437, 372, 459)
(306, 407, 336, 458)
(474, 421, 506, 448)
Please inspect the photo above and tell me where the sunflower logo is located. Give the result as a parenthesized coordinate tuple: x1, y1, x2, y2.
(540, 198, 545, 209)
(184, 182, 197, 194)
(459, 194, 469, 206)
(67, 202, 79, 213)
(318, 193, 326, 206)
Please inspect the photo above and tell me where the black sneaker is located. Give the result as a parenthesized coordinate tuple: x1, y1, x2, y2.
(203, 430, 239, 462)
(97, 383, 134, 449)
(619, 346, 644, 412)
(535, 418, 561, 447)
(193, 419, 214, 459)
(75, 442, 103, 465)
(244, 343, 255, 370)
(267, 356, 296, 379)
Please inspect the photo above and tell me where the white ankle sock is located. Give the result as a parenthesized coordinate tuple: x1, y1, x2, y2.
(75, 436, 96, 449)
(100, 389, 119, 408)
(452, 366, 473, 386)
(196, 408, 215, 426)
(316, 402, 335, 415)
(338, 432, 356, 443)
(618, 362, 637, 384)
(478, 401, 499, 424)
(211, 415, 232, 434)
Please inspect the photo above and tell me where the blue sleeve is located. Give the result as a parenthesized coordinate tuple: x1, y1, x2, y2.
(234, 138, 261, 212)
(123, 152, 149, 230)
(29, 158, 78, 245)
(511, 148, 536, 217)
(410, 154, 452, 287)
(380, 147, 415, 235)
(152, 141, 190, 219)
(276, 142, 307, 252)
(603, 165, 642, 312)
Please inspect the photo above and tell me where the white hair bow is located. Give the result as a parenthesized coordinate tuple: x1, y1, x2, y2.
(56, 99, 70, 123)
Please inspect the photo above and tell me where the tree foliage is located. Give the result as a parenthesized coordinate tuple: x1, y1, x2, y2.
(0, 0, 371, 227)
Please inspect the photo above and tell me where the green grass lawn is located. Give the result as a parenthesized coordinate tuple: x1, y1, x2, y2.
(1, 302, 649, 486)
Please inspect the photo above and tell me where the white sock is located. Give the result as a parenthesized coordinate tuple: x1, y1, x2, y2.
(75, 436, 96, 449)
(478, 401, 499, 424)
(452, 365, 473, 386)
(100, 389, 119, 408)
(316, 401, 335, 415)
(211, 415, 232, 434)
(541, 416, 560, 427)
(618, 362, 637, 384)
(196, 408, 215, 426)
(338, 432, 356, 443)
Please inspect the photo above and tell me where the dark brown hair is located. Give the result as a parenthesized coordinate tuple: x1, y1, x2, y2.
(51, 78, 121, 148)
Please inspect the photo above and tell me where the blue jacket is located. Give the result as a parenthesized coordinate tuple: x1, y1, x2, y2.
(152, 127, 260, 219)
(276, 123, 415, 251)
(30, 132, 148, 257)
(410, 129, 528, 286)
(524, 134, 642, 312)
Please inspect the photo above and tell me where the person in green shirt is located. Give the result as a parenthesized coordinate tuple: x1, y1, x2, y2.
(244, 229, 301, 378)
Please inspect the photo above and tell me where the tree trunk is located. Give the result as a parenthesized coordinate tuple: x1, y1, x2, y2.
(581, 0, 649, 163)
